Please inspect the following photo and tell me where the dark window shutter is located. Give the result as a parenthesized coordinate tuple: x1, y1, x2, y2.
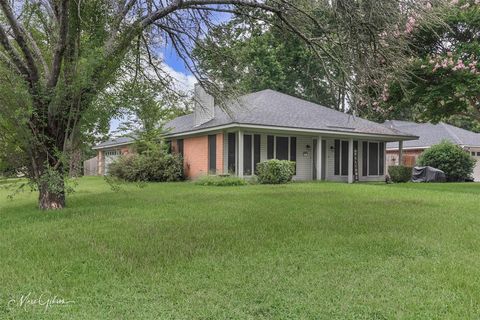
(227, 133, 236, 173)
(334, 140, 340, 175)
(208, 135, 216, 173)
(369, 142, 379, 175)
(379, 142, 385, 175)
(362, 142, 368, 176)
(254, 135, 261, 174)
(276, 137, 289, 160)
(290, 137, 297, 174)
(244, 134, 252, 175)
(341, 141, 349, 176)
(177, 139, 184, 156)
(267, 135, 274, 159)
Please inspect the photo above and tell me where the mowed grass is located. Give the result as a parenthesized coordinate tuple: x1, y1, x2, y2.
(0, 178, 480, 319)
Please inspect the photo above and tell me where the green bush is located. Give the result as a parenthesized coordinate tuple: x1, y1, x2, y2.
(417, 141, 475, 182)
(256, 160, 295, 184)
(388, 166, 412, 183)
(108, 151, 184, 182)
(194, 175, 247, 186)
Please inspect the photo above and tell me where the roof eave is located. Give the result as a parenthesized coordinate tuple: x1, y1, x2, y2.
(164, 123, 419, 141)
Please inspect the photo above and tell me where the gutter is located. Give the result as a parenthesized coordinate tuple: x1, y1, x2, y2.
(163, 122, 419, 141)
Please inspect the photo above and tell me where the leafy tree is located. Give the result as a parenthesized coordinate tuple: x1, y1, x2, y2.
(0, 0, 442, 209)
(418, 141, 475, 181)
(378, 0, 480, 129)
(0, 0, 317, 210)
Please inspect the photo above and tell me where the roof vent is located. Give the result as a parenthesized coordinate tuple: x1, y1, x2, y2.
(194, 83, 215, 127)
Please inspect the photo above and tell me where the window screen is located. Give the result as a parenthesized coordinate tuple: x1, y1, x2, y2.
(227, 133, 236, 173)
(244, 134, 252, 175)
(208, 135, 216, 173)
(254, 135, 261, 174)
(267, 135, 274, 159)
(290, 137, 297, 173)
(379, 142, 385, 175)
(276, 137, 289, 160)
(369, 142, 379, 175)
(177, 139, 184, 156)
(334, 140, 340, 175)
(362, 142, 368, 176)
(341, 141, 349, 176)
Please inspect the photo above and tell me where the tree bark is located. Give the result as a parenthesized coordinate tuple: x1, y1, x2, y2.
(38, 180, 66, 210)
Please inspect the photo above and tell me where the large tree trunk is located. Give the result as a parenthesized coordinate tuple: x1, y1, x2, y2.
(38, 181, 66, 210)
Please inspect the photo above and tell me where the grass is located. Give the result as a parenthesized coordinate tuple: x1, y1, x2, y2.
(1, 177, 480, 319)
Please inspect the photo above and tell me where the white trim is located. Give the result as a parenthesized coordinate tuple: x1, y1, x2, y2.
(164, 123, 417, 141)
(93, 141, 132, 150)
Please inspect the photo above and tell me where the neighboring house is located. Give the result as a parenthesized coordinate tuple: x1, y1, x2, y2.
(92, 137, 135, 175)
(93, 86, 417, 183)
(385, 120, 480, 181)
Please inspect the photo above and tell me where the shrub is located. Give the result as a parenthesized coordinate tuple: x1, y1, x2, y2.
(417, 141, 475, 182)
(194, 175, 247, 186)
(108, 151, 184, 182)
(256, 160, 295, 184)
(388, 165, 412, 183)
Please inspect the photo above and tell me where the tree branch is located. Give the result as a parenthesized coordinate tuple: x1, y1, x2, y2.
(48, 0, 69, 88)
(0, 0, 40, 83)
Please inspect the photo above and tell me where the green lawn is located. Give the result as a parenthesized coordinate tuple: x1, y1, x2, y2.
(1, 178, 480, 319)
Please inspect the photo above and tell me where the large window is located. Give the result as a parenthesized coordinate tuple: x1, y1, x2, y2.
(362, 141, 385, 176)
(208, 135, 216, 173)
(334, 140, 351, 176)
(228, 133, 236, 173)
(243, 134, 261, 175)
(266, 136, 297, 165)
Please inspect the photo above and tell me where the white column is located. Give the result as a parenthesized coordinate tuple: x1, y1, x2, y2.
(398, 141, 404, 166)
(238, 130, 244, 177)
(316, 137, 322, 180)
(348, 138, 354, 184)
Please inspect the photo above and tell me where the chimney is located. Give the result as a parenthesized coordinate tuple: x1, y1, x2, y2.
(194, 83, 215, 127)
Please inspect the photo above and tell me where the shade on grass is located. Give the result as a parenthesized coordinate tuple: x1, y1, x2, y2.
(0, 177, 479, 319)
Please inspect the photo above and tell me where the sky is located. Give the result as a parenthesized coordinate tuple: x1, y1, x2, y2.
(109, 11, 232, 133)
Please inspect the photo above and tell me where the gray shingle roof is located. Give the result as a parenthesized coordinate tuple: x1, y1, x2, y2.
(165, 90, 414, 138)
(93, 135, 135, 150)
(385, 120, 480, 149)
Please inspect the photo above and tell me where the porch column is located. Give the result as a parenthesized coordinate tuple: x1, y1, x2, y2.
(316, 137, 322, 180)
(348, 138, 354, 184)
(398, 141, 404, 166)
(238, 130, 244, 177)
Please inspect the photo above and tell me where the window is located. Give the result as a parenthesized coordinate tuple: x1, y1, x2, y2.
(228, 133, 236, 173)
(362, 141, 385, 176)
(267, 135, 274, 159)
(243, 134, 261, 175)
(276, 137, 289, 160)
(105, 150, 121, 156)
(477, 152, 480, 157)
(208, 135, 216, 173)
(334, 140, 351, 176)
(243, 134, 252, 175)
(254, 135, 261, 174)
(177, 139, 184, 157)
(472, 152, 476, 156)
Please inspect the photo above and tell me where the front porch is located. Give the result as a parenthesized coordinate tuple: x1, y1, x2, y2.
(223, 128, 405, 183)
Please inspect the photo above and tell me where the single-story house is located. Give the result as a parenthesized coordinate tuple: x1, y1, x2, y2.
(385, 120, 480, 181)
(93, 86, 418, 183)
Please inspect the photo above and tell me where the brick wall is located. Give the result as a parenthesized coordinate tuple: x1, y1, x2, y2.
(386, 149, 424, 167)
(182, 133, 224, 179)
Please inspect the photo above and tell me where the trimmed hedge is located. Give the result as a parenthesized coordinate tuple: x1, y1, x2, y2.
(194, 175, 247, 186)
(108, 151, 184, 182)
(388, 165, 412, 183)
(418, 141, 475, 182)
(256, 160, 295, 184)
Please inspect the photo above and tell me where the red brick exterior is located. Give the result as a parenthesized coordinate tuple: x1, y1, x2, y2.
(177, 133, 224, 179)
(386, 148, 424, 167)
